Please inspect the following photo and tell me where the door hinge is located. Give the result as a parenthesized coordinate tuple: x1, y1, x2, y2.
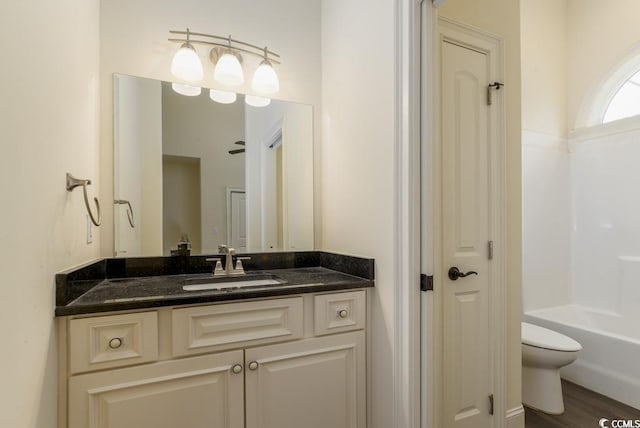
(489, 394, 494, 415)
(488, 240, 494, 260)
(487, 82, 504, 106)
(420, 274, 433, 292)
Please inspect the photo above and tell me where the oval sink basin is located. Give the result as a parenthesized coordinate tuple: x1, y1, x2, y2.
(182, 274, 285, 291)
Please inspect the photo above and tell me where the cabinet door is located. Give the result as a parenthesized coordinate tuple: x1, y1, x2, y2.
(245, 331, 365, 428)
(68, 350, 244, 428)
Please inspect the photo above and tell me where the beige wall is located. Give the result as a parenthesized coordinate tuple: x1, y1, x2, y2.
(0, 0, 100, 426)
(100, 0, 322, 256)
(320, 0, 395, 426)
(568, 0, 640, 130)
(521, 0, 568, 137)
(521, 0, 640, 132)
(162, 156, 202, 254)
(438, 0, 523, 415)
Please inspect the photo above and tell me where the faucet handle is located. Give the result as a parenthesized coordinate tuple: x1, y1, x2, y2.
(205, 257, 223, 276)
(233, 256, 251, 274)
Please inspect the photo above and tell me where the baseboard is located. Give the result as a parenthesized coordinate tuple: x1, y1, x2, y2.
(506, 405, 525, 428)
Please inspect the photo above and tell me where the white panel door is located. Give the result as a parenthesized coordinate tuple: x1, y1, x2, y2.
(228, 189, 247, 252)
(441, 40, 492, 428)
(245, 331, 366, 428)
(68, 351, 244, 428)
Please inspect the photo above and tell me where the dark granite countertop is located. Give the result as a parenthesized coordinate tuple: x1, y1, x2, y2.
(56, 251, 374, 316)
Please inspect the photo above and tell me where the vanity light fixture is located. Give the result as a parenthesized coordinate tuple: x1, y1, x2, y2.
(168, 29, 281, 94)
(170, 28, 203, 83)
(251, 47, 280, 95)
(209, 89, 237, 104)
(245, 94, 271, 108)
(171, 82, 202, 97)
(214, 36, 244, 86)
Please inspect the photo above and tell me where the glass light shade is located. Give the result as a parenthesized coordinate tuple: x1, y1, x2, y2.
(251, 61, 280, 95)
(214, 53, 244, 86)
(245, 94, 271, 108)
(170, 43, 203, 83)
(209, 89, 237, 104)
(171, 83, 202, 97)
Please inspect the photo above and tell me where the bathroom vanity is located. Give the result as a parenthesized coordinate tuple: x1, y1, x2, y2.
(62, 71, 373, 428)
(55, 251, 373, 428)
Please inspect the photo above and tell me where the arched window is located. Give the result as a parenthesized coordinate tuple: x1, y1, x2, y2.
(574, 47, 640, 129)
(603, 69, 640, 123)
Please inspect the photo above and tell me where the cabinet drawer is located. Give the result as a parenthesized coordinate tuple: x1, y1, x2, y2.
(314, 290, 366, 336)
(172, 297, 303, 357)
(68, 311, 158, 374)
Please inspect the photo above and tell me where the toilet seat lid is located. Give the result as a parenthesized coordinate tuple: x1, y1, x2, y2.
(522, 322, 582, 352)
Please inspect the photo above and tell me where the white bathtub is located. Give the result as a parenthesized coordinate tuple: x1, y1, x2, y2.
(524, 304, 640, 409)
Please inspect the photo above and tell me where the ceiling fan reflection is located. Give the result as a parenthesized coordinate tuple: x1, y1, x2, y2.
(228, 140, 245, 155)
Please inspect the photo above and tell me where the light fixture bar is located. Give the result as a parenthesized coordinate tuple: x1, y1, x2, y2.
(169, 30, 280, 59)
(169, 30, 280, 57)
(168, 37, 281, 65)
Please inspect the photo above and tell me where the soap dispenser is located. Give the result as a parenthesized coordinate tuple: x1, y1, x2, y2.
(170, 235, 192, 256)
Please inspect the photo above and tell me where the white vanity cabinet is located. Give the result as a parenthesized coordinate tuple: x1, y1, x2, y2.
(58, 290, 367, 428)
(245, 331, 365, 428)
(68, 350, 245, 428)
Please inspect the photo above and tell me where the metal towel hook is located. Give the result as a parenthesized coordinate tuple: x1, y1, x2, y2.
(66, 173, 101, 226)
(114, 199, 135, 228)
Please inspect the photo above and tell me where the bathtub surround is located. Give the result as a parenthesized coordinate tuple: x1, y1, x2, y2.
(521, 131, 571, 312)
(537, 122, 640, 408)
(522, 119, 640, 409)
(570, 124, 640, 316)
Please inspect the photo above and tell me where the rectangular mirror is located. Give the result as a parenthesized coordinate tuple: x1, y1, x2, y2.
(113, 74, 314, 257)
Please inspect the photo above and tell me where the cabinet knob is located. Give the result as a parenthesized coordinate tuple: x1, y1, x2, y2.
(338, 309, 349, 319)
(248, 361, 259, 371)
(231, 364, 243, 374)
(108, 338, 123, 349)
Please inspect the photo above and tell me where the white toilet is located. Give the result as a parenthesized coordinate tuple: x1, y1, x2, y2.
(521, 322, 582, 414)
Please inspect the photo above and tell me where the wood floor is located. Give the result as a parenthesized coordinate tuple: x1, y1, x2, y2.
(525, 380, 640, 428)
